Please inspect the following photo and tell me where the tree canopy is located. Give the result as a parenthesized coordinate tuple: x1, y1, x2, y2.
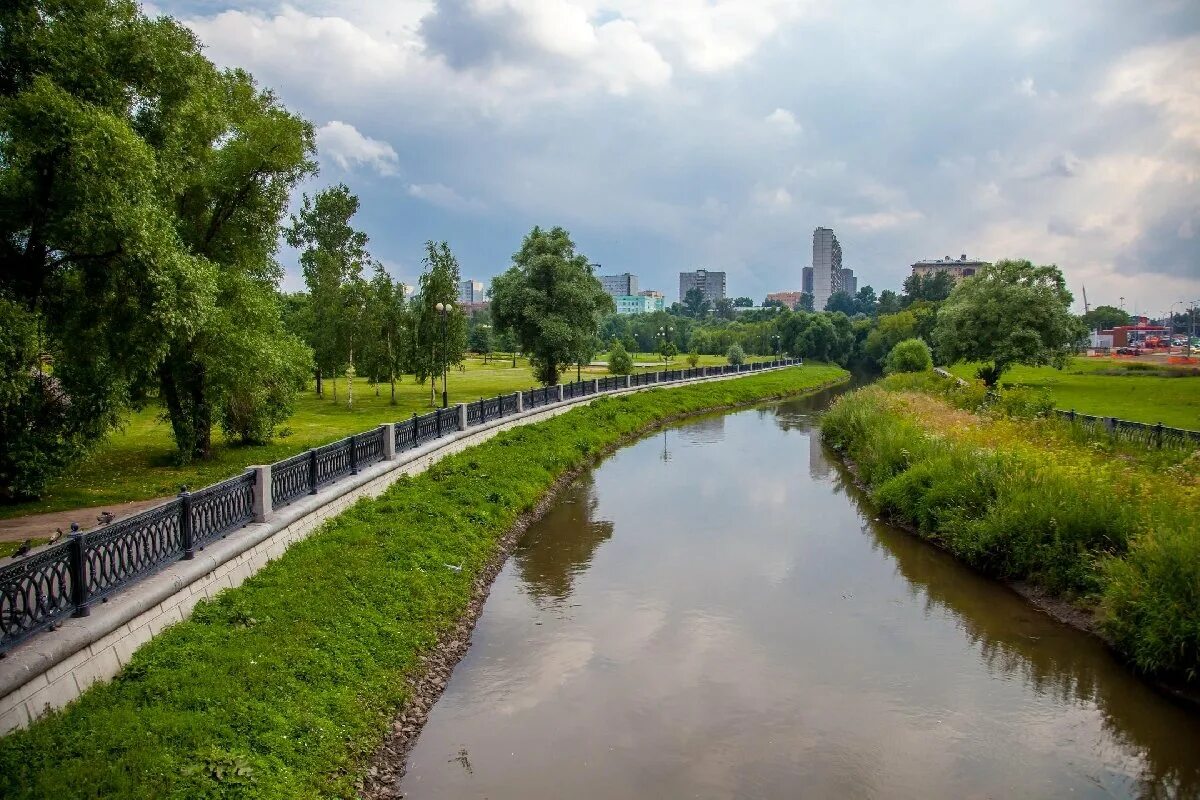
(490, 227, 613, 385)
(935, 260, 1082, 386)
(1081, 304, 1131, 332)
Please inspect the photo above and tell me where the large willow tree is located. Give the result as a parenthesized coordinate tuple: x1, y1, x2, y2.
(0, 0, 315, 496)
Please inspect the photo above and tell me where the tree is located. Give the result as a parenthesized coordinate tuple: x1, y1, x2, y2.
(864, 311, 919, 366)
(608, 340, 633, 375)
(877, 289, 903, 315)
(285, 185, 370, 398)
(884, 338, 933, 374)
(825, 291, 856, 315)
(798, 292, 815, 312)
(490, 226, 613, 385)
(362, 264, 410, 404)
(469, 324, 492, 357)
(904, 272, 954, 304)
(683, 287, 711, 318)
(854, 286, 878, 316)
(935, 260, 1083, 387)
(726, 344, 746, 366)
(762, 298, 786, 309)
(659, 339, 678, 364)
(687, 350, 700, 368)
(714, 297, 737, 320)
(1081, 304, 1131, 332)
(412, 242, 468, 405)
(733, 296, 754, 307)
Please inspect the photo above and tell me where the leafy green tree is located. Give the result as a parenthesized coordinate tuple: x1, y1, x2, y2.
(286, 185, 370, 398)
(659, 339, 679, 364)
(884, 338, 933, 374)
(904, 272, 954, 304)
(877, 289, 903, 314)
(935, 260, 1083, 386)
(798, 292, 815, 312)
(714, 297, 737, 319)
(490, 226, 613, 385)
(733, 297, 754, 307)
(412, 242, 468, 405)
(854, 286, 878, 316)
(687, 350, 701, 368)
(864, 311, 919, 366)
(608, 340, 634, 375)
(726, 343, 746, 366)
(469, 324, 492, 357)
(362, 264, 410, 404)
(762, 298, 786, 309)
(826, 291, 857, 315)
(683, 287, 711, 318)
(1081, 304, 1131, 332)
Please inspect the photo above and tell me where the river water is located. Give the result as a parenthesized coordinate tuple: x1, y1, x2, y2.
(397, 386, 1200, 799)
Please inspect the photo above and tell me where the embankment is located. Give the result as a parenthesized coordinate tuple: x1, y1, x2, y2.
(0, 365, 847, 800)
(820, 375, 1200, 691)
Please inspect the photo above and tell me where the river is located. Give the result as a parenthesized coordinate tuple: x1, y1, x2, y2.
(396, 385, 1200, 799)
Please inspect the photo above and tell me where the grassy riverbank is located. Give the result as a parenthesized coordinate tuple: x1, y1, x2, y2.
(0, 365, 846, 800)
(821, 374, 1200, 683)
(946, 358, 1200, 430)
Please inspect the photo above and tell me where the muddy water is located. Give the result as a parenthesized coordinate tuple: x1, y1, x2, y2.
(397, 389, 1200, 799)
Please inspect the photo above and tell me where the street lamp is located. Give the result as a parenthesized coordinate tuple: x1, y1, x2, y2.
(772, 334, 781, 357)
(435, 301, 452, 408)
(658, 325, 673, 365)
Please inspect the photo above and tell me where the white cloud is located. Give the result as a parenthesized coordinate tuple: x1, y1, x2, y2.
(764, 107, 802, 134)
(316, 121, 401, 175)
(1099, 35, 1200, 147)
(838, 210, 923, 232)
(407, 182, 485, 211)
(1016, 76, 1037, 97)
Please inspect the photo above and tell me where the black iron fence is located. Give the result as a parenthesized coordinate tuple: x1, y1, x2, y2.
(0, 359, 798, 653)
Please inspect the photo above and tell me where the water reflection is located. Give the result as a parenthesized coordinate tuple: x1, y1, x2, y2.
(398, 391, 1200, 800)
(514, 475, 613, 607)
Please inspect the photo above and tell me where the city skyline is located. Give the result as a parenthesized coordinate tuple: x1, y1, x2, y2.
(160, 0, 1199, 315)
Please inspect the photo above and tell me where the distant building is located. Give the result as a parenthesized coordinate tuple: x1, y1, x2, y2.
(910, 254, 988, 282)
(638, 290, 666, 312)
(679, 269, 727, 304)
(811, 227, 842, 311)
(801, 267, 813, 295)
(766, 291, 806, 310)
(600, 273, 638, 297)
(839, 268, 857, 297)
(615, 295, 657, 315)
(458, 279, 485, 304)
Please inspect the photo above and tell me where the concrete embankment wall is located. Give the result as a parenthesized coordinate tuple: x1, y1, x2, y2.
(0, 366, 796, 734)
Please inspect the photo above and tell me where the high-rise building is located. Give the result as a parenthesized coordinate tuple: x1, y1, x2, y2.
(801, 267, 813, 295)
(679, 269, 727, 304)
(600, 273, 638, 297)
(839, 268, 857, 297)
(458, 279, 485, 304)
(811, 227, 842, 311)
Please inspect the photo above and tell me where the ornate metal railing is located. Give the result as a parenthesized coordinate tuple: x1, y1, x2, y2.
(0, 359, 800, 652)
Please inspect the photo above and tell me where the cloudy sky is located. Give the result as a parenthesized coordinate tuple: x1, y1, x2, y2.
(157, 0, 1199, 314)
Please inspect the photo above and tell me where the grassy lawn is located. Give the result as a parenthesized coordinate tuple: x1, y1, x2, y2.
(0, 365, 847, 800)
(946, 358, 1200, 430)
(1, 356, 769, 520)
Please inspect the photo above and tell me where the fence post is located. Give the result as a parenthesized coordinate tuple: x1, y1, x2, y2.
(411, 413, 419, 448)
(1155, 422, 1163, 449)
(383, 424, 396, 459)
(436, 408, 443, 436)
(180, 488, 195, 558)
(69, 529, 90, 617)
(556, 384, 564, 402)
(592, 379, 599, 394)
(457, 403, 468, 430)
(349, 434, 358, 475)
(1105, 417, 1116, 438)
(308, 449, 318, 494)
(625, 375, 632, 389)
(251, 465, 272, 523)
(515, 392, 523, 413)
(1068, 409, 1075, 423)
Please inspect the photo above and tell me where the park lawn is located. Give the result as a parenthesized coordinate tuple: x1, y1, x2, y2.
(595, 351, 773, 369)
(946, 358, 1200, 430)
(0, 365, 848, 800)
(0, 356, 779, 520)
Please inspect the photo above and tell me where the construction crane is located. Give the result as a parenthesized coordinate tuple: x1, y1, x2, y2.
(1082, 285, 1090, 314)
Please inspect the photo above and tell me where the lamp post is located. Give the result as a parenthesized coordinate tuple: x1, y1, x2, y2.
(435, 301, 452, 408)
(658, 325, 673, 365)
(772, 334, 781, 358)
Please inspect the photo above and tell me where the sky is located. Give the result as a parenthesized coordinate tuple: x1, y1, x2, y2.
(155, 0, 1199, 314)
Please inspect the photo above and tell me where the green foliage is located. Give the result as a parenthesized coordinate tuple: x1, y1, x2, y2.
(726, 343, 745, 366)
(490, 227, 613, 385)
(883, 338, 932, 374)
(935, 260, 1083, 387)
(903, 272, 954, 303)
(412, 242, 469, 403)
(682, 287, 711, 318)
(0, 366, 846, 799)
(1080, 304, 1131, 332)
(607, 341, 634, 375)
(658, 339, 678, 363)
(732, 297, 754, 307)
(686, 350, 700, 368)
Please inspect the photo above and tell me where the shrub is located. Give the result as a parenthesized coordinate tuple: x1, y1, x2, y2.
(607, 341, 633, 375)
(687, 350, 700, 368)
(884, 338, 932, 374)
(727, 344, 745, 366)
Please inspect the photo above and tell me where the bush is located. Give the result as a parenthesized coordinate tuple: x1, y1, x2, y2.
(687, 350, 700, 368)
(727, 344, 745, 366)
(883, 338, 932, 374)
(607, 341, 633, 375)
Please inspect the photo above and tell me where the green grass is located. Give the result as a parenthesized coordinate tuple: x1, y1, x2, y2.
(1, 357, 772, 520)
(946, 358, 1200, 430)
(0, 365, 847, 799)
(821, 380, 1200, 682)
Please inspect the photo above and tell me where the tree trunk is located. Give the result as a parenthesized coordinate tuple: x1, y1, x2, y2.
(390, 374, 396, 405)
(315, 370, 322, 396)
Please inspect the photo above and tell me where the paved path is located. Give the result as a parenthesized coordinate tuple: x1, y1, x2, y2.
(0, 497, 169, 542)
